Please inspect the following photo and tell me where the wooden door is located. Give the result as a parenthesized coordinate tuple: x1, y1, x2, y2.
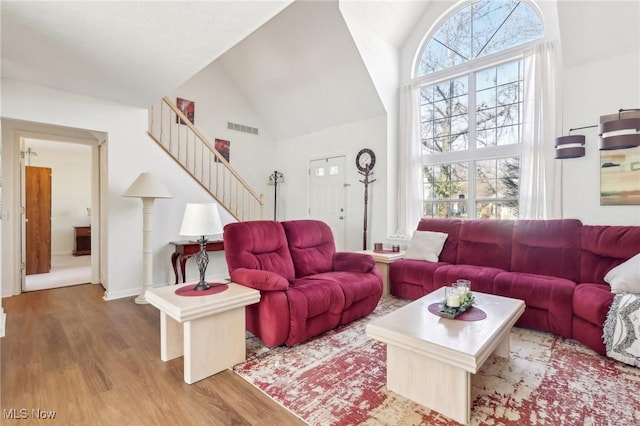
(309, 156, 347, 250)
(26, 166, 52, 275)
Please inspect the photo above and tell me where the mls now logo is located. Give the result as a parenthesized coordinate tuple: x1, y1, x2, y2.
(3, 409, 28, 419)
(3, 408, 57, 420)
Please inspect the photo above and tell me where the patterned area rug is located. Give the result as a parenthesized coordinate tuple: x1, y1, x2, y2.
(234, 296, 640, 425)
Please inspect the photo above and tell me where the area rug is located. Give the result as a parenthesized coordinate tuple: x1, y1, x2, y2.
(234, 296, 640, 425)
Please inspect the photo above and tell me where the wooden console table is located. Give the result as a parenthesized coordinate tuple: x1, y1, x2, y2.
(170, 240, 224, 284)
(73, 226, 91, 256)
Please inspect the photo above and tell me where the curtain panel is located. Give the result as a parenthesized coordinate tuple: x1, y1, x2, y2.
(520, 41, 563, 219)
(395, 84, 423, 237)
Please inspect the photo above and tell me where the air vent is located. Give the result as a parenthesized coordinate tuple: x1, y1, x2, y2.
(227, 122, 259, 135)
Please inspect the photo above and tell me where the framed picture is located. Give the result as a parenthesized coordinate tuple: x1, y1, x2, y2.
(600, 146, 640, 205)
(214, 139, 230, 163)
(176, 97, 195, 125)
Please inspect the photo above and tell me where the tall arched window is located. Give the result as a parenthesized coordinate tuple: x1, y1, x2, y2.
(415, 0, 543, 219)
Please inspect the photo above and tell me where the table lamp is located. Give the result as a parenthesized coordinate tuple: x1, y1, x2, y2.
(123, 172, 173, 304)
(179, 203, 224, 290)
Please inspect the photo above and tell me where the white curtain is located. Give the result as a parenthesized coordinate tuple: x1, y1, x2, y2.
(395, 84, 423, 237)
(519, 41, 562, 219)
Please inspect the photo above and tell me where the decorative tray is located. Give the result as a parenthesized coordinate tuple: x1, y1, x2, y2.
(436, 294, 475, 319)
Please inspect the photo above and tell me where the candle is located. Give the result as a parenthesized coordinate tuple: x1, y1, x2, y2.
(446, 293, 460, 307)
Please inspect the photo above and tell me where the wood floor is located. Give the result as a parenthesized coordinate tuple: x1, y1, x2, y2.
(0, 284, 305, 425)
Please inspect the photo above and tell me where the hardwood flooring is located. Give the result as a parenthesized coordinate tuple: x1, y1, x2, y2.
(0, 284, 305, 425)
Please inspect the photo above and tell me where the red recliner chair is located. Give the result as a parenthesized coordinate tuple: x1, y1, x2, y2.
(224, 220, 382, 347)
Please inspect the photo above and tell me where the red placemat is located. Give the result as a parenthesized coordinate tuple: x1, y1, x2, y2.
(175, 283, 228, 297)
(427, 303, 487, 321)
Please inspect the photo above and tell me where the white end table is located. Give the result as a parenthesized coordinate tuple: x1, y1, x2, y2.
(145, 282, 260, 384)
(358, 250, 405, 295)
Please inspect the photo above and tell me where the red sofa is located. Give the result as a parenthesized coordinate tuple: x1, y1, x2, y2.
(224, 219, 383, 347)
(390, 218, 640, 355)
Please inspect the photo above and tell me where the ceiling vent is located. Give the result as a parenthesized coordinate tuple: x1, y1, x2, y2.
(227, 122, 259, 135)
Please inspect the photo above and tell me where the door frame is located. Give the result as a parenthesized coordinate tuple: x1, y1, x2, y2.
(1, 120, 107, 296)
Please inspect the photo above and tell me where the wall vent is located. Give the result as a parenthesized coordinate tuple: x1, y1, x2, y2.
(227, 122, 259, 135)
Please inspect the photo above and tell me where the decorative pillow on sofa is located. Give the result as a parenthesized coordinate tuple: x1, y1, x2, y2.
(404, 230, 448, 262)
(604, 253, 640, 294)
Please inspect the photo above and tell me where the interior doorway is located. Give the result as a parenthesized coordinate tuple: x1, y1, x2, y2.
(308, 156, 347, 250)
(21, 138, 94, 292)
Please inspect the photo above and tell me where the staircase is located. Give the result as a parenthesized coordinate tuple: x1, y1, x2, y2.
(148, 97, 264, 221)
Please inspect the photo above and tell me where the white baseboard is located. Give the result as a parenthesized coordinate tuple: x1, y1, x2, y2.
(102, 287, 141, 301)
(1, 307, 6, 338)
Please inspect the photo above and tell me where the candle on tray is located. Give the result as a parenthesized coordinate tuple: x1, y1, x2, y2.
(446, 292, 460, 308)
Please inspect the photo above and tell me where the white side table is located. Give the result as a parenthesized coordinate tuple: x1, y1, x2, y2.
(358, 250, 405, 295)
(145, 282, 260, 384)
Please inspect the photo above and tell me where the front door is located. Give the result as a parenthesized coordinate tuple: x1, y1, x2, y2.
(309, 156, 346, 250)
(25, 166, 52, 275)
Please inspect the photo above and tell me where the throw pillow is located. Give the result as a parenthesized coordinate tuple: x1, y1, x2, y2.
(605, 253, 640, 294)
(404, 230, 448, 262)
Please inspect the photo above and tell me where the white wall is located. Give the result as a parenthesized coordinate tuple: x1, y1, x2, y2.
(2, 63, 280, 299)
(277, 114, 388, 251)
(561, 50, 640, 225)
(25, 141, 92, 255)
(1, 80, 242, 299)
(167, 60, 277, 218)
(340, 2, 401, 238)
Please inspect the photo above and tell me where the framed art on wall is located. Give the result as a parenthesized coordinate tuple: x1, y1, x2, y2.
(176, 98, 195, 125)
(214, 139, 230, 163)
(600, 146, 640, 205)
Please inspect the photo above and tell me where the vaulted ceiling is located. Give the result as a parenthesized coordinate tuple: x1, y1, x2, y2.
(2, 1, 638, 140)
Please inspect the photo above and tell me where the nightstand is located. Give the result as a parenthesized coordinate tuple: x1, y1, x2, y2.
(358, 250, 405, 295)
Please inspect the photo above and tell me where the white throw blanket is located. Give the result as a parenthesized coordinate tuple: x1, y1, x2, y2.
(603, 293, 640, 367)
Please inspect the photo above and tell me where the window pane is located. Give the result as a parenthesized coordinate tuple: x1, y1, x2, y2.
(476, 67, 496, 91)
(477, 108, 497, 130)
(477, 129, 496, 148)
(497, 125, 519, 146)
(497, 82, 518, 105)
(477, 88, 496, 109)
(417, 0, 542, 77)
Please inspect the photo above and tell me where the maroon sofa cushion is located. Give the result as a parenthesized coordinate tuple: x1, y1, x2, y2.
(457, 220, 514, 270)
(494, 272, 575, 337)
(282, 220, 335, 277)
(580, 225, 640, 284)
(417, 218, 462, 264)
(511, 219, 582, 282)
(224, 220, 295, 281)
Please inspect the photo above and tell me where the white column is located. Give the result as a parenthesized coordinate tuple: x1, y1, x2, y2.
(135, 197, 156, 304)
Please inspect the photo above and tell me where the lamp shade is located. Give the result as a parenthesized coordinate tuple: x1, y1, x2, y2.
(555, 135, 586, 159)
(599, 117, 640, 150)
(123, 172, 172, 198)
(179, 203, 223, 237)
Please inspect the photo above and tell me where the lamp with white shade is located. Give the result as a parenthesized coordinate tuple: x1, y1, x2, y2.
(179, 203, 224, 291)
(123, 172, 173, 304)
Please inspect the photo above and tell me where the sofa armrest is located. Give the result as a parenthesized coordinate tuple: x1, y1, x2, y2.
(333, 252, 375, 273)
(230, 268, 290, 292)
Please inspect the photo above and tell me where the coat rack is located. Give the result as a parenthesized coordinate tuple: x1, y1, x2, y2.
(359, 165, 375, 250)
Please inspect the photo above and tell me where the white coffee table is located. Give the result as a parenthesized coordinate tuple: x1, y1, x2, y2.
(146, 282, 260, 384)
(366, 288, 524, 424)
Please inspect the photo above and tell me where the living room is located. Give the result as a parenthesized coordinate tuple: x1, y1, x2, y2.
(1, 0, 639, 424)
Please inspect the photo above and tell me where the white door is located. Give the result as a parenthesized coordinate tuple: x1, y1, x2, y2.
(309, 156, 347, 251)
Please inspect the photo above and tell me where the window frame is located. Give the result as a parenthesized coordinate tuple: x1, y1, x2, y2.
(413, 1, 543, 220)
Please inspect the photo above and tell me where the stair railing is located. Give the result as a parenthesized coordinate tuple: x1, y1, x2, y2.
(148, 97, 264, 221)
